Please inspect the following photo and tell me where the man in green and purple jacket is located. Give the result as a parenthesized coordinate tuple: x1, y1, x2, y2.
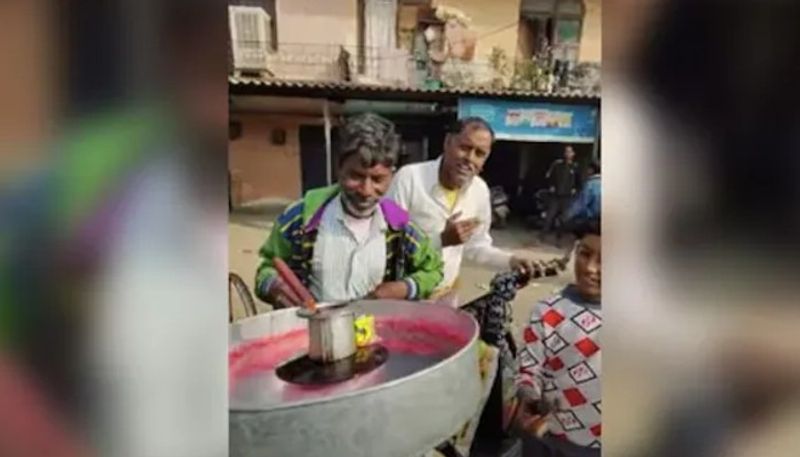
(255, 113, 443, 307)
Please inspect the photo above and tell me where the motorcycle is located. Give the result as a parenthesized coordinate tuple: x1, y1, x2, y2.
(522, 188, 551, 230)
(490, 186, 510, 229)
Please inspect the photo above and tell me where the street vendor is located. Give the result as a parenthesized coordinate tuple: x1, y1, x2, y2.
(254, 113, 444, 307)
(388, 117, 536, 306)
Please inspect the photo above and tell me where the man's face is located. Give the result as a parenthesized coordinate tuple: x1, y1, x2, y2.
(442, 124, 493, 188)
(574, 234, 601, 301)
(338, 153, 393, 218)
(564, 147, 576, 162)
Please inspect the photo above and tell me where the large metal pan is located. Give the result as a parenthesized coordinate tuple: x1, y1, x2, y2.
(229, 299, 482, 457)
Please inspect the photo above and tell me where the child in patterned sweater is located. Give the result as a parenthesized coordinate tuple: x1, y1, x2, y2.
(515, 219, 601, 457)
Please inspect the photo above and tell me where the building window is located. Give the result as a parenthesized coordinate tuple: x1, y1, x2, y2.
(396, 0, 432, 52)
(357, 0, 414, 77)
(519, 0, 584, 62)
(358, 0, 432, 58)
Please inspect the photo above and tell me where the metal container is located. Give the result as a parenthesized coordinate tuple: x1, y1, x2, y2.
(301, 304, 356, 363)
(229, 299, 482, 457)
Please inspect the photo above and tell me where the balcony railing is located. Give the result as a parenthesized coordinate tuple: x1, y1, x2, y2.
(230, 41, 600, 95)
(261, 43, 419, 86)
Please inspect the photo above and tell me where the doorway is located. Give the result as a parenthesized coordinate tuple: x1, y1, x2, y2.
(298, 125, 340, 193)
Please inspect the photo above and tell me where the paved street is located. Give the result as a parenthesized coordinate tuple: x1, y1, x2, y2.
(228, 203, 573, 341)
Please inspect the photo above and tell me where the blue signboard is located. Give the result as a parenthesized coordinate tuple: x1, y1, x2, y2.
(458, 98, 599, 143)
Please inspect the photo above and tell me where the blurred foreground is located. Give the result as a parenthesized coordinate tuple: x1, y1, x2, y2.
(1, 1, 227, 456)
(2, 0, 800, 456)
(604, 0, 800, 456)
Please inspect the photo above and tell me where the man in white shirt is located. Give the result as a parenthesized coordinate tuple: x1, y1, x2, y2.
(388, 117, 536, 304)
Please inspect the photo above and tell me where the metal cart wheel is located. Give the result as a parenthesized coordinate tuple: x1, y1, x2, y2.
(229, 272, 257, 322)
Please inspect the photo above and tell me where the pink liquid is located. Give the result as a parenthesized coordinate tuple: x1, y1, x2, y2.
(229, 317, 472, 396)
(228, 328, 308, 388)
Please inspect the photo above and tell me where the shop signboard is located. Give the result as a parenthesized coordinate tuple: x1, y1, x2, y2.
(458, 98, 598, 143)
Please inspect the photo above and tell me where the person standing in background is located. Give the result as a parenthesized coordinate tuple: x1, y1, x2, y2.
(566, 160, 601, 225)
(540, 145, 581, 246)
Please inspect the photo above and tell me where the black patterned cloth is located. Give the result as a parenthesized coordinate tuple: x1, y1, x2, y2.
(464, 269, 524, 351)
(461, 259, 568, 455)
(461, 270, 526, 454)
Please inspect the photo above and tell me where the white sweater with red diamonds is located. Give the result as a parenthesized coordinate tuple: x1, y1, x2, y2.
(517, 285, 602, 449)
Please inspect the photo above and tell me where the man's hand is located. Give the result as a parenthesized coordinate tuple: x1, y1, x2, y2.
(368, 281, 409, 300)
(267, 277, 303, 309)
(509, 256, 537, 276)
(441, 211, 481, 247)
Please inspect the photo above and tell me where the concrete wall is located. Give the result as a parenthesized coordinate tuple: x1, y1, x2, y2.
(229, 113, 321, 204)
(433, 0, 523, 61)
(267, 0, 359, 80)
(434, 0, 601, 64)
(276, 0, 358, 46)
(262, 0, 599, 81)
(579, 0, 601, 62)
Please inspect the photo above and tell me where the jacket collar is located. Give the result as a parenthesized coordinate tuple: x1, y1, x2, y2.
(304, 186, 409, 232)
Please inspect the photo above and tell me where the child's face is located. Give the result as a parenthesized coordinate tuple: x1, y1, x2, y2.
(574, 234, 601, 302)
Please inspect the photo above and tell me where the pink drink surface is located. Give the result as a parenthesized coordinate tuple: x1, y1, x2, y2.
(229, 316, 472, 405)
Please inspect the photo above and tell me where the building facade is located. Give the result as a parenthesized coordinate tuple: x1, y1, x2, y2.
(228, 0, 601, 207)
